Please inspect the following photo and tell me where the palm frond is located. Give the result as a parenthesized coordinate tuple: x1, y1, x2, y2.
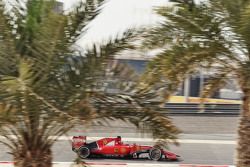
(238, 2, 250, 54)
(141, 0, 249, 100)
(200, 71, 232, 99)
(0, 2, 19, 76)
(0, 0, 181, 165)
(66, 0, 105, 44)
(90, 93, 181, 145)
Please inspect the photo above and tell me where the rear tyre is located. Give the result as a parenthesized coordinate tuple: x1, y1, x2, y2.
(149, 148, 162, 161)
(78, 146, 90, 159)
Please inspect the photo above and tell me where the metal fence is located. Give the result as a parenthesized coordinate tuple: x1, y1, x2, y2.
(161, 103, 241, 115)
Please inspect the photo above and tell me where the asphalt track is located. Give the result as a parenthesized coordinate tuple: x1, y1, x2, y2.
(0, 115, 239, 166)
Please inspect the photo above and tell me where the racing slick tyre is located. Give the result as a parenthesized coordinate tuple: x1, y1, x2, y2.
(78, 146, 90, 159)
(149, 148, 162, 161)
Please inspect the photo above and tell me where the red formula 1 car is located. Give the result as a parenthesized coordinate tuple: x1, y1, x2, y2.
(72, 136, 179, 161)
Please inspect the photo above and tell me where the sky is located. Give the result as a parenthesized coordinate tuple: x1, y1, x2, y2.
(59, 0, 172, 48)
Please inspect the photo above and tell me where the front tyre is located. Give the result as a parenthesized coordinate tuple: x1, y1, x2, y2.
(78, 146, 90, 159)
(149, 148, 162, 161)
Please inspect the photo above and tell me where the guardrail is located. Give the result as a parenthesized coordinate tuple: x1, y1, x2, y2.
(161, 103, 241, 115)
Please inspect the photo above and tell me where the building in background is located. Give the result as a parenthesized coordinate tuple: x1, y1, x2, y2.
(56, 1, 241, 103)
(54, 1, 64, 13)
(117, 57, 242, 102)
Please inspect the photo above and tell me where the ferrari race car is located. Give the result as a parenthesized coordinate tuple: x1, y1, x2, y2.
(72, 136, 180, 161)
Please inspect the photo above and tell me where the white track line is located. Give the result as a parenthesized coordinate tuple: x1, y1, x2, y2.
(0, 135, 236, 145)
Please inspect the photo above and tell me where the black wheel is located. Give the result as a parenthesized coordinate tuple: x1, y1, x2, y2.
(78, 146, 90, 159)
(149, 148, 162, 161)
(72, 147, 76, 152)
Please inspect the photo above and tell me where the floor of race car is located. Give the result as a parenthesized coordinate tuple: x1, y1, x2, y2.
(85, 154, 181, 162)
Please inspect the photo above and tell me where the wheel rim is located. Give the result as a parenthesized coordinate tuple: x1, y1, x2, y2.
(79, 147, 90, 158)
(150, 148, 161, 160)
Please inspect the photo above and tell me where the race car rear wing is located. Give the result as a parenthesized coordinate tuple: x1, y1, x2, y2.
(72, 136, 86, 149)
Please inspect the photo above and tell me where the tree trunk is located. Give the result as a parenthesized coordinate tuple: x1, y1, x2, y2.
(236, 89, 250, 167)
(13, 148, 52, 167)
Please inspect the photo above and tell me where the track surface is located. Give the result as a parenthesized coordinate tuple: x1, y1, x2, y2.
(0, 116, 239, 165)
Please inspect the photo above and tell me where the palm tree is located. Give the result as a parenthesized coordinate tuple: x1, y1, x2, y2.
(141, 0, 250, 166)
(0, 1, 180, 167)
